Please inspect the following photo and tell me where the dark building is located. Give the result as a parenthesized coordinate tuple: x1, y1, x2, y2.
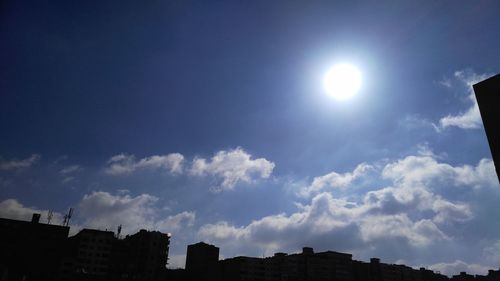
(62, 228, 170, 281)
(452, 272, 476, 281)
(218, 247, 353, 281)
(220, 256, 266, 281)
(59, 229, 170, 281)
(0, 214, 171, 281)
(473, 74, 500, 183)
(485, 269, 500, 281)
(187, 245, 457, 281)
(121, 229, 170, 281)
(60, 229, 116, 281)
(185, 242, 219, 281)
(0, 214, 70, 281)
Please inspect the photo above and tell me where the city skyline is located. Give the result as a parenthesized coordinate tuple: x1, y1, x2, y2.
(2, 213, 500, 280)
(1, 0, 500, 276)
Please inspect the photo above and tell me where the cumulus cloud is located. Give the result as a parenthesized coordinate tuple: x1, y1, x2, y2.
(198, 187, 460, 258)
(359, 215, 448, 247)
(0, 154, 40, 170)
(432, 199, 472, 224)
(155, 211, 196, 234)
(0, 198, 64, 224)
(300, 163, 373, 197)
(77, 191, 159, 232)
(190, 148, 275, 191)
(105, 153, 184, 175)
(77, 191, 195, 235)
(382, 155, 497, 189)
(438, 70, 492, 130)
(198, 151, 496, 263)
(198, 192, 360, 256)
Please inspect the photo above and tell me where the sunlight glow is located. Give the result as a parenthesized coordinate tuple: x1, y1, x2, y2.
(323, 63, 362, 100)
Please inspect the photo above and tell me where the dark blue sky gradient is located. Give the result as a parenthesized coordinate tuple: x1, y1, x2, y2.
(2, 1, 498, 168)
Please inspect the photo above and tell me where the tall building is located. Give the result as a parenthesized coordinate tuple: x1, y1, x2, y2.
(121, 229, 170, 281)
(473, 74, 500, 183)
(185, 242, 219, 281)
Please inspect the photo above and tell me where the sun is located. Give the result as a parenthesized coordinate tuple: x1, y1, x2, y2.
(323, 63, 362, 100)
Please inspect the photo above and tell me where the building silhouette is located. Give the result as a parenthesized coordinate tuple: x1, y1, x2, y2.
(2, 214, 500, 281)
(0, 214, 170, 281)
(185, 242, 219, 281)
(0, 214, 69, 281)
(473, 74, 500, 183)
(61, 228, 170, 281)
(219, 247, 353, 281)
(179, 244, 500, 281)
(121, 229, 170, 281)
(60, 228, 116, 280)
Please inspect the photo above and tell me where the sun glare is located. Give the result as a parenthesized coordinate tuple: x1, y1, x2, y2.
(323, 63, 362, 100)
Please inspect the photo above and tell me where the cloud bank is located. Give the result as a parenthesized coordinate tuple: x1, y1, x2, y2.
(198, 153, 498, 274)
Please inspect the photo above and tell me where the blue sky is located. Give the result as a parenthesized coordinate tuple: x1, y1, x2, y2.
(1, 0, 500, 276)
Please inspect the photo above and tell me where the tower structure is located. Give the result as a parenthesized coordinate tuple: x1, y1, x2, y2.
(473, 74, 500, 183)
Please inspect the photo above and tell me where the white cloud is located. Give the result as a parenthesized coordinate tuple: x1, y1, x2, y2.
(382, 155, 497, 189)
(190, 148, 275, 191)
(438, 77, 452, 88)
(77, 191, 195, 235)
(198, 188, 457, 257)
(432, 199, 472, 224)
(59, 165, 82, 184)
(60, 165, 82, 174)
(0, 198, 64, 225)
(198, 192, 360, 255)
(77, 191, 158, 233)
(168, 254, 187, 269)
(428, 260, 490, 276)
(105, 153, 184, 175)
(438, 70, 492, 130)
(62, 176, 75, 184)
(198, 151, 495, 262)
(300, 163, 372, 197)
(0, 192, 196, 245)
(0, 154, 40, 170)
(398, 114, 436, 131)
(363, 185, 472, 225)
(360, 215, 448, 247)
(155, 211, 196, 234)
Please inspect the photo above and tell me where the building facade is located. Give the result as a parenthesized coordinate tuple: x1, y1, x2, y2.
(0, 214, 69, 281)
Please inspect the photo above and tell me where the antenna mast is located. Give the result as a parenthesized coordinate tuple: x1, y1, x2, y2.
(62, 208, 73, 227)
(47, 210, 53, 224)
(117, 224, 122, 239)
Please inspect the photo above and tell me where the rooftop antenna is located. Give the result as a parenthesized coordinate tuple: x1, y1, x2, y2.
(117, 224, 122, 239)
(47, 210, 53, 224)
(62, 207, 73, 227)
